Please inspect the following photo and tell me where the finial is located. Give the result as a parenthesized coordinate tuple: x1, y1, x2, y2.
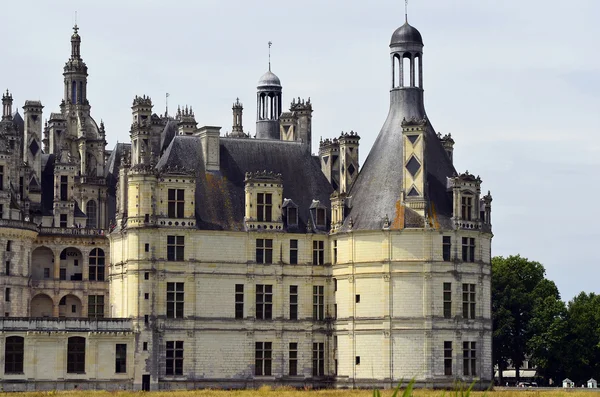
(268, 41, 272, 71)
(74, 11, 79, 33)
(405, 0, 408, 23)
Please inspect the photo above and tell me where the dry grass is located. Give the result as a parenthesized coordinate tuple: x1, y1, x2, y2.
(0, 389, 594, 397)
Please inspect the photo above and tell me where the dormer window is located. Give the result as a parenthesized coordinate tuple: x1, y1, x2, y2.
(257, 193, 272, 222)
(282, 199, 299, 227)
(309, 200, 328, 230)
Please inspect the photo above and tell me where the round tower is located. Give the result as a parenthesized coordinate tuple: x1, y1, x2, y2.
(255, 69, 282, 140)
(63, 25, 89, 108)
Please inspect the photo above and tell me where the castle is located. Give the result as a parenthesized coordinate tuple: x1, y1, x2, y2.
(0, 16, 493, 391)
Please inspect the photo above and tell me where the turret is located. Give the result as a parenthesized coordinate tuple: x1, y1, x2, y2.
(230, 98, 246, 138)
(338, 130, 360, 194)
(2, 90, 12, 121)
(23, 100, 44, 193)
(177, 106, 197, 136)
(439, 133, 455, 164)
(256, 70, 282, 140)
(130, 95, 153, 166)
(318, 137, 340, 191)
(289, 97, 313, 147)
(63, 25, 89, 108)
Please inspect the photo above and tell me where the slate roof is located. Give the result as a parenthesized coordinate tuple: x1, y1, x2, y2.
(160, 120, 178, 154)
(342, 88, 456, 231)
(156, 136, 333, 231)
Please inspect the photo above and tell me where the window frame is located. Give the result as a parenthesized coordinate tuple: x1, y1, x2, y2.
(256, 193, 273, 222)
(312, 240, 324, 265)
(289, 285, 298, 320)
(88, 295, 105, 319)
(256, 284, 273, 320)
(115, 343, 127, 374)
(255, 341, 272, 376)
(167, 188, 185, 218)
(88, 248, 105, 281)
(313, 285, 324, 321)
(289, 342, 298, 376)
(235, 284, 244, 319)
(443, 282, 452, 319)
(442, 236, 451, 261)
(4, 336, 24, 374)
(461, 237, 476, 262)
(312, 342, 325, 377)
(444, 341, 453, 376)
(167, 236, 185, 261)
(166, 340, 184, 376)
(462, 283, 476, 320)
(67, 336, 86, 374)
(289, 239, 298, 265)
(463, 341, 476, 376)
(166, 282, 184, 319)
(256, 239, 273, 264)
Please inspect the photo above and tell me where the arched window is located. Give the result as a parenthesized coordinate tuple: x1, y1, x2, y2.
(5, 336, 24, 374)
(86, 200, 97, 229)
(393, 54, 401, 88)
(71, 81, 77, 105)
(67, 336, 86, 373)
(78, 81, 83, 104)
(89, 248, 105, 281)
(415, 55, 422, 88)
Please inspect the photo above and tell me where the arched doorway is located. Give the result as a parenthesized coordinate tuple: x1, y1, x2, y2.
(59, 294, 82, 317)
(59, 248, 83, 281)
(30, 294, 54, 317)
(31, 246, 54, 280)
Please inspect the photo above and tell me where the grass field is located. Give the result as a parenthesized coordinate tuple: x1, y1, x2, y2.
(0, 388, 595, 397)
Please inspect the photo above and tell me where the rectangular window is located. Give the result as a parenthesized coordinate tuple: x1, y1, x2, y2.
(18, 176, 23, 198)
(235, 284, 244, 319)
(44, 268, 50, 278)
(444, 341, 453, 376)
(60, 175, 68, 201)
(143, 342, 148, 351)
(316, 208, 326, 226)
(5, 241, 10, 252)
(144, 293, 149, 300)
(4, 288, 10, 302)
(462, 283, 476, 319)
(333, 240, 338, 264)
(463, 341, 476, 376)
(167, 188, 185, 218)
(167, 236, 184, 261)
(289, 342, 298, 376)
(257, 193, 272, 222)
(115, 344, 127, 373)
(256, 284, 273, 320)
(461, 237, 475, 262)
(144, 272, 149, 280)
(145, 243, 149, 252)
(313, 285, 324, 321)
(0, 165, 3, 190)
(287, 207, 297, 226)
(289, 239, 298, 264)
(5, 261, 9, 276)
(4, 336, 24, 374)
(289, 285, 298, 320)
(333, 278, 337, 292)
(255, 341, 272, 376)
(443, 282, 452, 319)
(67, 337, 86, 374)
(60, 268, 67, 280)
(461, 196, 472, 220)
(166, 341, 184, 376)
(312, 342, 325, 376)
(443, 236, 451, 261)
(312, 240, 324, 265)
(167, 282, 184, 318)
(256, 239, 273, 264)
(356, 356, 361, 365)
(60, 214, 67, 228)
(88, 295, 105, 319)
(356, 294, 360, 303)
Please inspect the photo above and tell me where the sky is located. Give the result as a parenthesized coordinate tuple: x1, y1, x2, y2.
(2, 0, 599, 301)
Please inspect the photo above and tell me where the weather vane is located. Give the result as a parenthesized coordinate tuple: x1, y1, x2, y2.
(405, 0, 408, 22)
(268, 41, 272, 71)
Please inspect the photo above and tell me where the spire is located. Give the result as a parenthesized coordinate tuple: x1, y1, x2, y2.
(405, 0, 408, 23)
(268, 41, 272, 71)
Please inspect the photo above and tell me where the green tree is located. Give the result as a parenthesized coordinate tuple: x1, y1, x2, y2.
(563, 292, 600, 384)
(526, 278, 568, 383)
(492, 255, 545, 384)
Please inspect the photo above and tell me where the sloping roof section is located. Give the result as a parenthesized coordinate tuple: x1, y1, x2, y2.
(343, 89, 456, 231)
(156, 136, 333, 231)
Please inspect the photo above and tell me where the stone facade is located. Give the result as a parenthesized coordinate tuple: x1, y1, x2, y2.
(0, 18, 493, 391)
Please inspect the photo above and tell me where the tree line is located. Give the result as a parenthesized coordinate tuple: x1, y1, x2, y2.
(493, 255, 600, 386)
